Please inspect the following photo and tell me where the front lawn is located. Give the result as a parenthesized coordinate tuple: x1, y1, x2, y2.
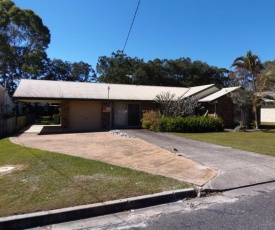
(0, 138, 190, 217)
(172, 124, 275, 157)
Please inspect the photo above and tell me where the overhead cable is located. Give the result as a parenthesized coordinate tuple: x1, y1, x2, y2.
(122, 0, 141, 52)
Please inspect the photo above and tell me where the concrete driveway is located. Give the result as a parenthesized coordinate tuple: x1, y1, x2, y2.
(10, 125, 217, 187)
(124, 129, 275, 191)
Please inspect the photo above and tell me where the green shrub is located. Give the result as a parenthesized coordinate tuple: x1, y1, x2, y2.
(159, 116, 224, 133)
(53, 114, 60, 124)
(141, 110, 161, 131)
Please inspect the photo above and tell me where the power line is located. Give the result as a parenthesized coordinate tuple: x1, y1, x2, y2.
(122, 0, 141, 53)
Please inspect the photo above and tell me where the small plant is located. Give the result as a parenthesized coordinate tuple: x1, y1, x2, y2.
(250, 120, 257, 129)
(53, 114, 60, 124)
(141, 110, 161, 131)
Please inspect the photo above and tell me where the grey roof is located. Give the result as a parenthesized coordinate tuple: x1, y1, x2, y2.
(13, 79, 217, 102)
(261, 98, 275, 103)
(198, 87, 240, 103)
(262, 91, 275, 98)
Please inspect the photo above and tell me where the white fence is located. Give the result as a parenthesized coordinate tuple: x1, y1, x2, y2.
(0, 116, 27, 137)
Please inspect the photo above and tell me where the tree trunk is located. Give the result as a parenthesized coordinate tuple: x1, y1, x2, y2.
(254, 110, 258, 129)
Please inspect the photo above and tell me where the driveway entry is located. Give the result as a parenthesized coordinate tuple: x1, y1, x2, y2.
(124, 129, 275, 191)
(10, 125, 217, 187)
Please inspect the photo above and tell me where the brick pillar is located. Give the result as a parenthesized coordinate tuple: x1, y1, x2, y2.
(60, 101, 70, 129)
(102, 102, 111, 129)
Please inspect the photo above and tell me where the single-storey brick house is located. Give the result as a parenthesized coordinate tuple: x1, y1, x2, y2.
(13, 79, 239, 131)
(198, 87, 240, 127)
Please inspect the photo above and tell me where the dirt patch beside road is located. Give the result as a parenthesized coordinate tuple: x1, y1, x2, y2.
(10, 131, 217, 186)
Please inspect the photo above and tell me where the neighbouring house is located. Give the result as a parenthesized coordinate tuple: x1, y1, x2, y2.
(13, 79, 240, 132)
(261, 104, 275, 123)
(0, 84, 16, 119)
(1, 84, 17, 136)
(261, 91, 275, 123)
(198, 87, 240, 127)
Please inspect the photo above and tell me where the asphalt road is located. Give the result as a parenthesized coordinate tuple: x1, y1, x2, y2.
(32, 182, 275, 230)
(144, 189, 275, 230)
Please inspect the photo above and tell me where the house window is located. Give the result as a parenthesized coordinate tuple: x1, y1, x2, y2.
(114, 102, 128, 126)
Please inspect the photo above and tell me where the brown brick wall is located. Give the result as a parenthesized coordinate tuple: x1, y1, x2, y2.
(60, 101, 70, 129)
(202, 96, 235, 128)
(102, 102, 112, 129)
(141, 103, 159, 112)
(216, 96, 235, 127)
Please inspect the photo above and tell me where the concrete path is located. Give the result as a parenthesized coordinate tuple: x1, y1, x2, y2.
(10, 126, 216, 187)
(124, 129, 275, 191)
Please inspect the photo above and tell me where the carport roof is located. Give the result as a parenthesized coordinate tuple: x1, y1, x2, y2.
(13, 79, 216, 102)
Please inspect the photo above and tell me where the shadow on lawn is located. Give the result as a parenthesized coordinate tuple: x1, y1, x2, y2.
(260, 123, 275, 133)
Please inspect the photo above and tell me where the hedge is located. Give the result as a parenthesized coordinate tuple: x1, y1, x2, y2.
(159, 116, 224, 133)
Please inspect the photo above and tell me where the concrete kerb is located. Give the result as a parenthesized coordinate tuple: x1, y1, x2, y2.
(0, 188, 196, 230)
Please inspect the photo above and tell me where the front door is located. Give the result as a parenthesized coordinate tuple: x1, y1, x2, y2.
(128, 104, 140, 126)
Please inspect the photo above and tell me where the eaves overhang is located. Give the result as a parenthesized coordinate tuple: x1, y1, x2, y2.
(13, 97, 158, 104)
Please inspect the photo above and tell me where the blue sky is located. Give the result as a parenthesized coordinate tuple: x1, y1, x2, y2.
(13, 0, 275, 70)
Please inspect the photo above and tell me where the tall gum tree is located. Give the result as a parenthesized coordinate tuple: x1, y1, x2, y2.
(0, 0, 50, 93)
(261, 61, 275, 92)
(43, 58, 97, 82)
(96, 51, 229, 87)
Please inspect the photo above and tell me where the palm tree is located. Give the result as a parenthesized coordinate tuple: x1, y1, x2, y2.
(231, 51, 264, 129)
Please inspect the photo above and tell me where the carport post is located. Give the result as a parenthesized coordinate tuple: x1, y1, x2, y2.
(109, 102, 112, 130)
(108, 86, 112, 130)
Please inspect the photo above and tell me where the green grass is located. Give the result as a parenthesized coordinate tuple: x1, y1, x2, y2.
(260, 122, 275, 129)
(171, 124, 275, 157)
(0, 138, 190, 217)
(261, 122, 275, 125)
(35, 116, 55, 125)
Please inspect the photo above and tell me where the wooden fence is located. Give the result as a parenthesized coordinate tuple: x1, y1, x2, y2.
(0, 115, 35, 137)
